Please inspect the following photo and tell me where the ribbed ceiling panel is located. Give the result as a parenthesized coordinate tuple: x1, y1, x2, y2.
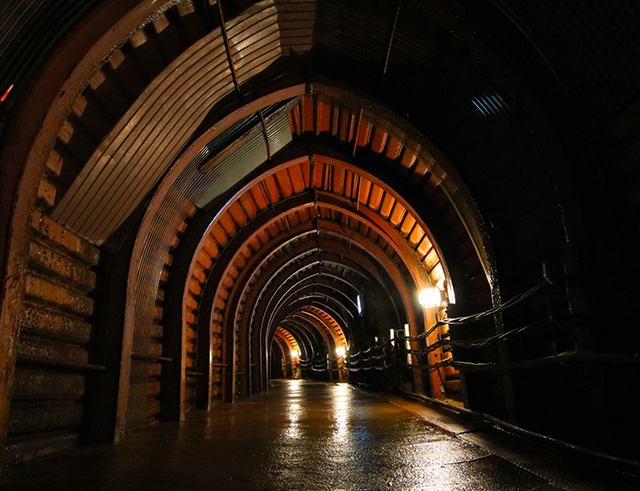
(167, 100, 295, 211)
(51, 31, 228, 242)
(3, 1, 640, 136)
(51, 1, 288, 245)
(3, 0, 639, 253)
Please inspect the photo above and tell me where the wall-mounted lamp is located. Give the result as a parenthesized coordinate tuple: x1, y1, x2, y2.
(335, 346, 346, 358)
(290, 349, 299, 360)
(418, 287, 443, 308)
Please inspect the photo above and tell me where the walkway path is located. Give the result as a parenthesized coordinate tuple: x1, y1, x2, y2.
(2, 380, 638, 490)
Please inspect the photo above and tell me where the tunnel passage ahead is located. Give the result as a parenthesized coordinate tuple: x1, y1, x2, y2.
(3, 380, 638, 490)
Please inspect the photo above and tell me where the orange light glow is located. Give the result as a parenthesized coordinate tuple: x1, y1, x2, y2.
(0, 84, 14, 103)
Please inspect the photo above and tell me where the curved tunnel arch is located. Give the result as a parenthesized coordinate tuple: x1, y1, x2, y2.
(159, 145, 469, 406)
(184, 152, 459, 327)
(102, 90, 496, 431)
(3, 0, 635, 463)
(244, 230, 416, 396)
(272, 324, 313, 380)
(2, 0, 497, 447)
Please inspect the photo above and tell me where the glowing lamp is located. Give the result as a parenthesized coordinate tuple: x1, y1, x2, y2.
(335, 346, 346, 358)
(290, 349, 299, 359)
(418, 287, 442, 308)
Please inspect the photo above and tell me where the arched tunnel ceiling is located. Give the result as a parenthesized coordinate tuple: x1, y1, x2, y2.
(3, 0, 640, 465)
(6, 0, 631, 317)
(3, 0, 636, 254)
(2, 6, 640, 374)
(1, 0, 639, 135)
(124, 89, 491, 406)
(171, 144, 459, 377)
(183, 153, 452, 334)
(274, 326, 299, 355)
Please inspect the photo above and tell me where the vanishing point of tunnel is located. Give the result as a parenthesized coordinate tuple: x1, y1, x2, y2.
(1, 0, 640, 489)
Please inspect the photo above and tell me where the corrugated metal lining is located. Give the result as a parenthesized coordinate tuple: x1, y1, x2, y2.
(471, 93, 509, 118)
(212, 133, 267, 198)
(197, 128, 268, 207)
(490, 0, 640, 125)
(194, 106, 292, 207)
(131, 185, 195, 362)
(154, 103, 296, 216)
(52, 28, 231, 243)
(274, 0, 317, 54)
(12, 0, 639, 247)
(52, 1, 289, 245)
(3, 0, 640, 139)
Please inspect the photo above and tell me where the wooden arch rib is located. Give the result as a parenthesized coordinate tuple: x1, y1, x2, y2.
(302, 306, 347, 349)
(116, 86, 490, 428)
(280, 305, 342, 350)
(262, 268, 362, 325)
(273, 327, 299, 355)
(183, 155, 452, 371)
(216, 209, 415, 386)
(242, 230, 423, 394)
(271, 335, 288, 370)
(192, 201, 443, 399)
(192, 217, 401, 399)
(277, 321, 321, 362)
(220, 225, 412, 396)
(283, 310, 344, 356)
(186, 155, 449, 302)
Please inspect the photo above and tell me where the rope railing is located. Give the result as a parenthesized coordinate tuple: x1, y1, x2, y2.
(338, 270, 637, 376)
(443, 279, 551, 325)
(401, 277, 553, 343)
(298, 356, 346, 373)
(346, 339, 393, 360)
(345, 345, 394, 373)
(344, 273, 555, 376)
(417, 351, 640, 373)
(414, 317, 565, 356)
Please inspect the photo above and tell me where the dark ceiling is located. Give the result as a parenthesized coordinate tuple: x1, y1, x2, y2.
(2, 1, 640, 138)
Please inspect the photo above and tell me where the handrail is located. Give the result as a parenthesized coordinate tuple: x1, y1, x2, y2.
(18, 355, 107, 372)
(131, 352, 173, 363)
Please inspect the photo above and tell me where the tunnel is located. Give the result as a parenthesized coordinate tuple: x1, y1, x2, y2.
(1, 0, 640, 488)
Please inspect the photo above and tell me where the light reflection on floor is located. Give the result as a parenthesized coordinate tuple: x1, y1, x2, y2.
(2, 379, 635, 490)
(269, 380, 519, 490)
(331, 383, 350, 443)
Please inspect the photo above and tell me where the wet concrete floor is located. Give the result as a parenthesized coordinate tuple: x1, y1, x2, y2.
(2, 380, 639, 490)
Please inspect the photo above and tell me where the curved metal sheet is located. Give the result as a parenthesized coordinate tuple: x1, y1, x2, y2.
(51, 1, 306, 245)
